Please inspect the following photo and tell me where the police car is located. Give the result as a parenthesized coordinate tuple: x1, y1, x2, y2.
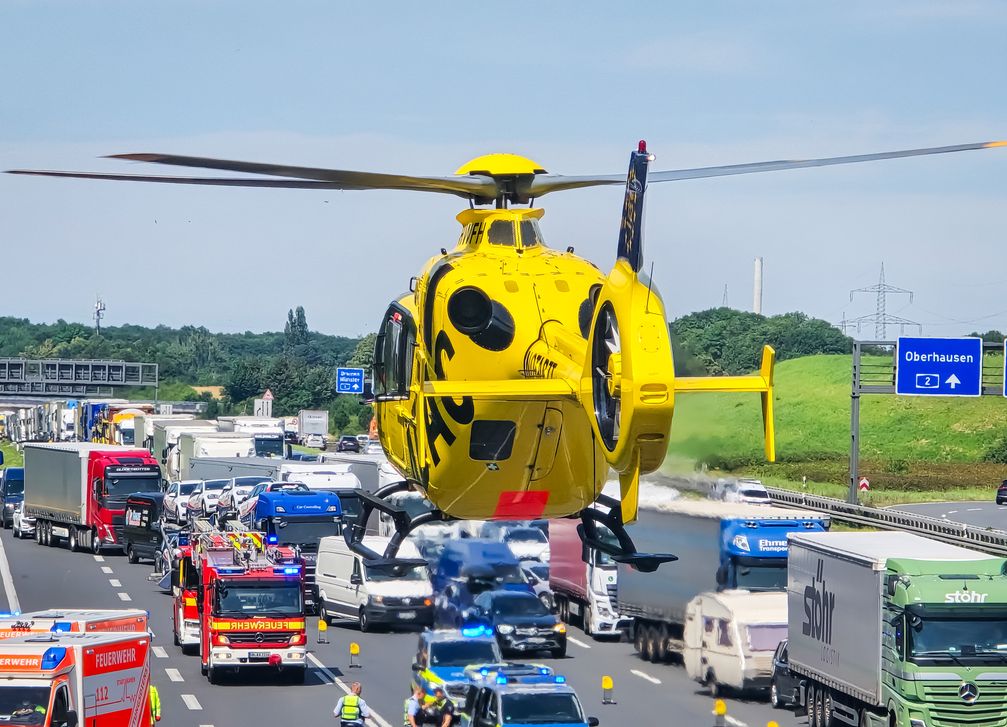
(459, 669, 599, 727)
(411, 628, 503, 704)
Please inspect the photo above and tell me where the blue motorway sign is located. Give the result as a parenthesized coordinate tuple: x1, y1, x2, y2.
(896, 337, 982, 397)
(336, 367, 366, 394)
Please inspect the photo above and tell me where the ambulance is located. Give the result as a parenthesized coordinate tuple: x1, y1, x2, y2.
(0, 631, 152, 727)
(0, 610, 148, 639)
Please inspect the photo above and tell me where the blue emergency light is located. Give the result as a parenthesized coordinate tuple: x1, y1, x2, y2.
(50, 622, 73, 633)
(461, 625, 489, 638)
(496, 676, 507, 685)
(41, 647, 67, 670)
(267, 535, 278, 544)
(555, 676, 566, 684)
(276, 566, 300, 575)
(217, 567, 244, 574)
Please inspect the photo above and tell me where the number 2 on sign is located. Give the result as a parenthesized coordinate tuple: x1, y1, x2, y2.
(96, 686, 109, 702)
(922, 376, 935, 386)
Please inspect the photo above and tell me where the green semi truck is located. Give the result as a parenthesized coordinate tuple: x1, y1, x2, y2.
(787, 531, 1007, 727)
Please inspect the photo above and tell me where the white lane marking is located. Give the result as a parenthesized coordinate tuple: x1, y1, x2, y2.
(152, 646, 168, 659)
(101, 566, 113, 574)
(307, 653, 393, 727)
(630, 669, 661, 685)
(967, 508, 982, 512)
(567, 636, 592, 649)
(165, 668, 183, 682)
(948, 510, 958, 515)
(117, 592, 131, 602)
(109, 579, 121, 588)
(181, 694, 202, 711)
(941, 514, 948, 519)
(725, 716, 748, 727)
(0, 529, 21, 613)
(93, 555, 104, 562)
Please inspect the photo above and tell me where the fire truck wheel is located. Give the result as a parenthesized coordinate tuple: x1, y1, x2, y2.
(359, 607, 372, 633)
(207, 666, 220, 685)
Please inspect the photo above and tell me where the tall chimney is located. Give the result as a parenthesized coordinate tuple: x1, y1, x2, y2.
(753, 256, 764, 315)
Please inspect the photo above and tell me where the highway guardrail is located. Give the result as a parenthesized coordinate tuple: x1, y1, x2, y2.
(766, 487, 1007, 556)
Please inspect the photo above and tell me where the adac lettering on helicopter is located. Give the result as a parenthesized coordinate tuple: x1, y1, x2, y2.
(423, 329, 473, 467)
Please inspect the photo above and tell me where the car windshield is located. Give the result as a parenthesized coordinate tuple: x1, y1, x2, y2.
(364, 562, 428, 582)
(203, 479, 228, 492)
(273, 520, 340, 548)
(3, 477, 24, 495)
(735, 562, 787, 591)
(501, 693, 584, 724)
(255, 438, 285, 457)
(234, 477, 271, 486)
(491, 595, 548, 617)
(527, 565, 549, 581)
(504, 529, 547, 544)
(272, 483, 309, 492)
(178, 482, 199, 495)
(495, 564, 526, 584)
(908, 614, 1007, 664)
(741, 489, 769, 499)
(748, 624, 787, 652)
(430, 640, 500, 666)
(214, 580, 302, 616)
(0, 686, 52, 725)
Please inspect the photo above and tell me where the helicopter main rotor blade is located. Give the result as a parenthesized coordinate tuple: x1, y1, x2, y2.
(6, 170, 363, 189)
(108, 153, 499, 197)
(525, 140, 1006, 197)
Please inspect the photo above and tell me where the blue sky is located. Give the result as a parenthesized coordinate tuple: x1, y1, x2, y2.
(1, 1, 1004, 337)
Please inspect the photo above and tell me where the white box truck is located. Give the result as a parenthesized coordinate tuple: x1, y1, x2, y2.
(178, 431, 255, 479)
(217, 416, 285, 457)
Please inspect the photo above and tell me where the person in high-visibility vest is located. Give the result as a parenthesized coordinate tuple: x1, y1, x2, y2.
(149, 684, 161, 724)
(334, 682, 371, 727)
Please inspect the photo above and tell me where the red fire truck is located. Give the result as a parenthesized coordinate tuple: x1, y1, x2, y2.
(191, 526, 307, 684)
(170, 541, 201, 653)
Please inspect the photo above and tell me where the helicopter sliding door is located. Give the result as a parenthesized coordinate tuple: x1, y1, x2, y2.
(373, 303, 421, 482)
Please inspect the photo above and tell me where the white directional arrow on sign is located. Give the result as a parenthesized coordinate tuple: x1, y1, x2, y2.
(946, 374, 961, 389)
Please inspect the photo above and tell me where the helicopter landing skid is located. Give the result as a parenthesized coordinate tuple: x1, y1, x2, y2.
(341, 482, 453, 568)
(577, 493, 678, 573)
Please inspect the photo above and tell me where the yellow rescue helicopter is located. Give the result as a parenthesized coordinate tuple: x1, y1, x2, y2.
(10, 139, 1004, 569)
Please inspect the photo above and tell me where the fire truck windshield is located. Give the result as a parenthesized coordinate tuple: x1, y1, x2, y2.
(0, 686, 51, 724)
(214, 580, 303, 617)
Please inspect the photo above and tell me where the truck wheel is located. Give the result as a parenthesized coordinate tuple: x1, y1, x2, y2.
(583, 603, 594, 637)
(42, 521, 51, 546)
(812, 688, 825, 727)
(91, 530, 102, 555)
(633, 625, 645, 655)
(654, 624, 669, 661)
(824, 690, 835, 727)
(68, 527, 79, 552)
(127, 544, 139, 564)
(207, 666, 219, 685)
(34, 522, 42, 545)
(706, 670, 720, 698)
(641, 625, 656, 662)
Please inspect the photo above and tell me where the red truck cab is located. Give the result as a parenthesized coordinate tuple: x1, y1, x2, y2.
(171, 543, 202, 652)
(192, 530, 307, 684)
(25, 443, 162, 554)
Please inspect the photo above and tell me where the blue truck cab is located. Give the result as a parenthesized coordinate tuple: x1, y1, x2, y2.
(716, 515, 830, 591)
(252, 489, 342, 614)
(432, 540, 532, 594)
(459, 672, 598, 727)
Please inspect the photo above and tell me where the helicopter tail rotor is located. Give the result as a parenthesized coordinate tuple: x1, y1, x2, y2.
(581, 142, 675, 523)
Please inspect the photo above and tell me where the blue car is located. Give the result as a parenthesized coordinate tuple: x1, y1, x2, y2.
(460, 678, 599, 727)
(412, 629, 503, 705)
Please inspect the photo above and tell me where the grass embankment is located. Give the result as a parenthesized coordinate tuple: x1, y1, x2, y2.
(666, 354, 1007, 505)
(0, 441, 23, 468)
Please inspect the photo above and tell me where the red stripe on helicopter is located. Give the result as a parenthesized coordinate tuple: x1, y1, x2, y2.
(493, 491, 549, 520)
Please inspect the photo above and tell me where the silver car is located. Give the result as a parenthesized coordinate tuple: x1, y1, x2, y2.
(12, 501, 35, 539)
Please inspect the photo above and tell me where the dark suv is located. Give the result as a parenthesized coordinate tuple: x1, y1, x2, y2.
(770, 639, 800, 709)
(997, 480, 1007, 506)
(0, 468, 25, 529)
(467, 590, 567, 659)
(336, 435, 360, 453)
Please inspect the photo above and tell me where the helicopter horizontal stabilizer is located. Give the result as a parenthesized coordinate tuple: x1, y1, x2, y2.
(423, 379, 576, 400)
(674, 345, 777, 462)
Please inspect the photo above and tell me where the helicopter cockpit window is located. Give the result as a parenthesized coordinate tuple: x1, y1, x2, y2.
(374, 307, 415, 400)
(487, 221, 515, 246)
(519, 220, 542, 248)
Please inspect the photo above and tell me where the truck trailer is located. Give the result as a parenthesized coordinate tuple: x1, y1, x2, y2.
(152, 420, 218, 482)
(24, 442, 162, 554)
(134, 413, 194, 451)
(297, 409, 329, 443)
(618, 492, 828, 663)
(216, 416, 285, 457)
(788, 531, 1007, 727)
(178, 431, 255, 479)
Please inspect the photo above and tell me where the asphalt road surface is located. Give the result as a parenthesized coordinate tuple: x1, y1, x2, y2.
(893, 500, 1006, 530)
(0, 527, 800, 727)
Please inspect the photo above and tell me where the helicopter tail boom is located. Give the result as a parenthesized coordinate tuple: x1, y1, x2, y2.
(674, 344, 777, 462)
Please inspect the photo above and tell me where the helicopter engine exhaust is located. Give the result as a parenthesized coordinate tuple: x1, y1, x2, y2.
(447, 286, 515, 351)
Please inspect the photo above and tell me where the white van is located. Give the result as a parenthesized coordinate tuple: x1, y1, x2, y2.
(683, 590, 787, 697)
(315, 535, 433, 632)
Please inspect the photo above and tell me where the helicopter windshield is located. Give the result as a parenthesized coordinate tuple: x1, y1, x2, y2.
(488, 220, 515, 246)
(519, 219, 542, 247)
